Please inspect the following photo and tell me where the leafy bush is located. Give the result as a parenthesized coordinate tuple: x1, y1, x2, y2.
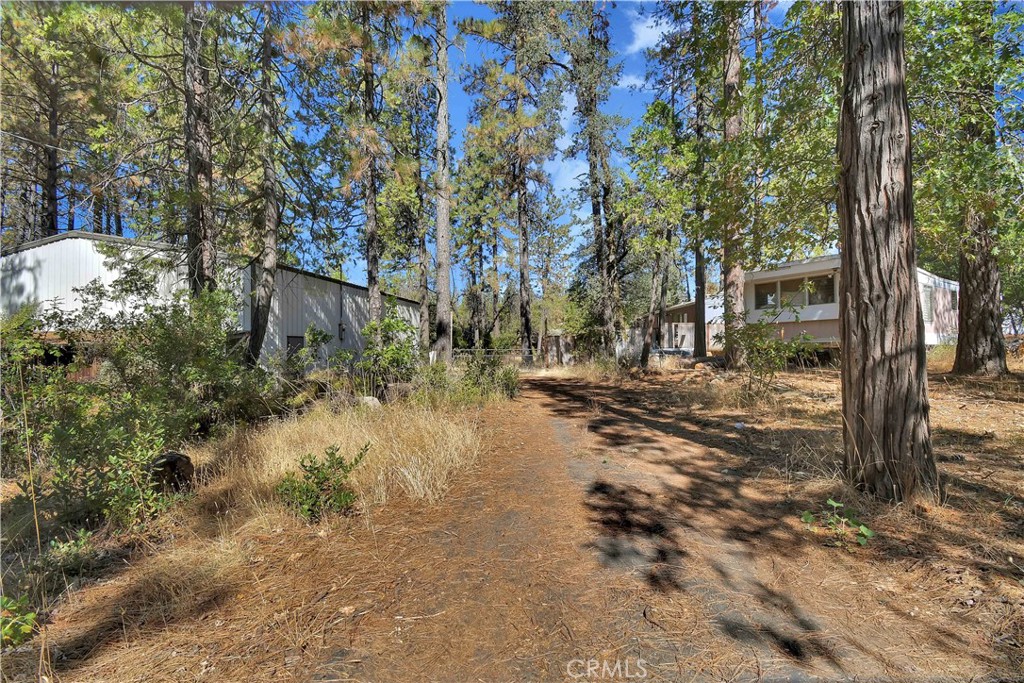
(0, 306, 60, 477)
(716, 303, 818, 400)
(409, 354, 520, 407)
(282, 324, 335, 378)
(1, 274, 278, 529)
(801, 499, 876, 548)
(276, 443, 367, 522)
(356, 309, 417, 393)
(462, 352, 520, 399)
(45, 389, 169, 526)
(1, 595, 37, 647)
(495, 365, 520, 398)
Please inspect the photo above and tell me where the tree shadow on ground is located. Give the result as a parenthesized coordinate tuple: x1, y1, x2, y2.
(526, 375, 1020, 674)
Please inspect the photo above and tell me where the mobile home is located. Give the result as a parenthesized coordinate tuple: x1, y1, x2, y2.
(641, 254, 958, 354)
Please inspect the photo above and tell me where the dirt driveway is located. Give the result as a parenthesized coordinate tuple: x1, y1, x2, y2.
(10, 374, 1021, 682)
(316, 375, 1019, 682)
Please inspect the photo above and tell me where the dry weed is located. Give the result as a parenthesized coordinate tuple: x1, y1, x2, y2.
(189, 403, 481, 510)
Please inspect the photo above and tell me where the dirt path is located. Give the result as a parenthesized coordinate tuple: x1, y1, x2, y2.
(313, 376, 1015, 682)
(314, 382, 653, 682)
(11, 375, 1020, 682)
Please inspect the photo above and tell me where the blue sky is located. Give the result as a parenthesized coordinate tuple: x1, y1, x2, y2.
(352, 1, 667, 286)
(353, 0, 797, 286)
(446, 0, 660, 209)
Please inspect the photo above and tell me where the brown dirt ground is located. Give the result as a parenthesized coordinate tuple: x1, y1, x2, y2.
(3, 370, 1023, 682)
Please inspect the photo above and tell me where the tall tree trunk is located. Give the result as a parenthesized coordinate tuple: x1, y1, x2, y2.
(514, 47, 533, 364)
(692, 6, 708, 359)
(417, 152, 430, 350)
(693, 242, 707, 356)
(491, 225, 500, 341)
(721, 5, 745, 368)
(432, 2, 453, 363)
(640, 237, 668, 369)
(92, 193, 101, 233)
(600, 174, 618, 345)
(360, 4, 382, 346)
(952, 2, 1007, 376)
(66, 177, 75, 232)
(42, 62, 59, 237)
(954, 208, 1007, 375)
(838, 0, 938, 503)
(751, 1, 766, 261)
(246, 3, 280, 367)
(658, 257, 669, 347)
(574, 1, 615, 356)
(183, 1, 216, 294)
(114, 194, 123, 237)
(475, 243, 485, 347)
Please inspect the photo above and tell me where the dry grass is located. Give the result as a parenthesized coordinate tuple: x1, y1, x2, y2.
(189, 402, 482, 509)
(1, 398, 487, 682)
(927, 341, 1024, 374)
(530, 360, 625, 384)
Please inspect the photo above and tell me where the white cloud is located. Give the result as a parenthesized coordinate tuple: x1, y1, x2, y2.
(549, 157, 587, 198)
(614, 73, 647, 91)
(625, 10, 664, 55)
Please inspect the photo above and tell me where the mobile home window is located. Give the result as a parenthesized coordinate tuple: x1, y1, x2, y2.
(755, 282, 778, 310)
(780, 278, 806, 308)
(950, 290, 958, 311)
(921, 286, 934, 322)
(807, 274, 836, 305)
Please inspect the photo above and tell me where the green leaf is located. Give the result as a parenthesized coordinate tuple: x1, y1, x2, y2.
(800, 511, 815, 524)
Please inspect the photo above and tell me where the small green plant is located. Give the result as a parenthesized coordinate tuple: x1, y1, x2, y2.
(714, 301, 819, 401)
(276, 443, 368, 522)
(463, 352, 520, 398)
(494, 365, 520, 398)
(1, 595, 37, 647)
(801, 498, 876, 548)
(356, 309, 417, 393)
(44, 529, 98, 575)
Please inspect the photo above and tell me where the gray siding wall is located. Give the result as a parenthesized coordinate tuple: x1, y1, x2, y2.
(2, 235, 421, 366)
(1, 237, 182, 319)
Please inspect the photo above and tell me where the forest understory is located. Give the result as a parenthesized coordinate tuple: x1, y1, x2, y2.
(2, 354, 1022, 683)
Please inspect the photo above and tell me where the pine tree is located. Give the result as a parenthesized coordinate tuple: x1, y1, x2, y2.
(461, 2, 563, 362)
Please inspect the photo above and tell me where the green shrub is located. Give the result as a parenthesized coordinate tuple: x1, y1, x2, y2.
(276, 443, 367, 522)
(46, 390, 169, 526)
(462, 352, 520, 399)
(2, 275, 278, 530)
(494, 365, 520, 398)
(356, 309, 417, 394)
(1, 595, 37, 647)
(0, 306, 61, 477)
(20, 529, 104, 604)
(715, 303, 818, 401)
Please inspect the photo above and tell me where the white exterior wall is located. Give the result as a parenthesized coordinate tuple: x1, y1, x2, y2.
(744, 256, 842, 327)
(2, 234, 421, 365)
(917, 269, 959, 346)
(1, 236, 183, 319)
(741, 255, 959, 346)
(338, 284, 419, 355)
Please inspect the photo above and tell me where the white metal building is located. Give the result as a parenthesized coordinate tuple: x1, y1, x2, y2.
(0, 232, 420, 362)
